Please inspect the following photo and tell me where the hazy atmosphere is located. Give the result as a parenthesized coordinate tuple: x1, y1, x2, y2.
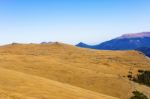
(0, 0, 150, 45)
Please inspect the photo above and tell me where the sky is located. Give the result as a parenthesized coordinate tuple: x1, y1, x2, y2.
(0, 0, 150, 45)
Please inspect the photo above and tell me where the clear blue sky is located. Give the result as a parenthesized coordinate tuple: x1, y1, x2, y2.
(0, 0, 150, 45)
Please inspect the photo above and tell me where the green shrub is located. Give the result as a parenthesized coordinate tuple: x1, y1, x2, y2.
(133, 70, 150, 87)
(130, 91, 148, 99)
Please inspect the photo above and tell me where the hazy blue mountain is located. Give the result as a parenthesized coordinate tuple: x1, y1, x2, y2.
(135, 47, 150, 57)
(76, 42, 94, 48)
(76, 32, 150, 50)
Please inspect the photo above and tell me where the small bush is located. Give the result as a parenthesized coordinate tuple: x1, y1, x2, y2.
(138, 70, 144, 73)
(133, 70, 150, 87)
(128, 74, 132, 80)
(130, 91, 148, 99)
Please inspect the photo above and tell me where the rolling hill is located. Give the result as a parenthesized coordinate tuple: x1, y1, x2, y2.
(0, 67, 117, 99)
(0, 42, 150, 99)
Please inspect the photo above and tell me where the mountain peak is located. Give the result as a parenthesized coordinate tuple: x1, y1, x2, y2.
(76, 42, 93, 48)
(77, 42, 86, 45)
(118, 32, 150, 39)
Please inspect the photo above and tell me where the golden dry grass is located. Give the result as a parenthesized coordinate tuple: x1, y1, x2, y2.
(0, 67, 117, 99)
(0, 42, 149, 99)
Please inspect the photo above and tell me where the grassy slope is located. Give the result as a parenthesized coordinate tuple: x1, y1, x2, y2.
(0, 43, 150, 99)
(0, 67, 117, 99)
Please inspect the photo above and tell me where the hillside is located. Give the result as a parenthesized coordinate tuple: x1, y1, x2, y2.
(0, 42, 150, 99)
(0, 67, 117, 99)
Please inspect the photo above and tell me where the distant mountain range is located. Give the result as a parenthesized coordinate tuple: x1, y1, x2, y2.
(76, 32, 150, 57)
